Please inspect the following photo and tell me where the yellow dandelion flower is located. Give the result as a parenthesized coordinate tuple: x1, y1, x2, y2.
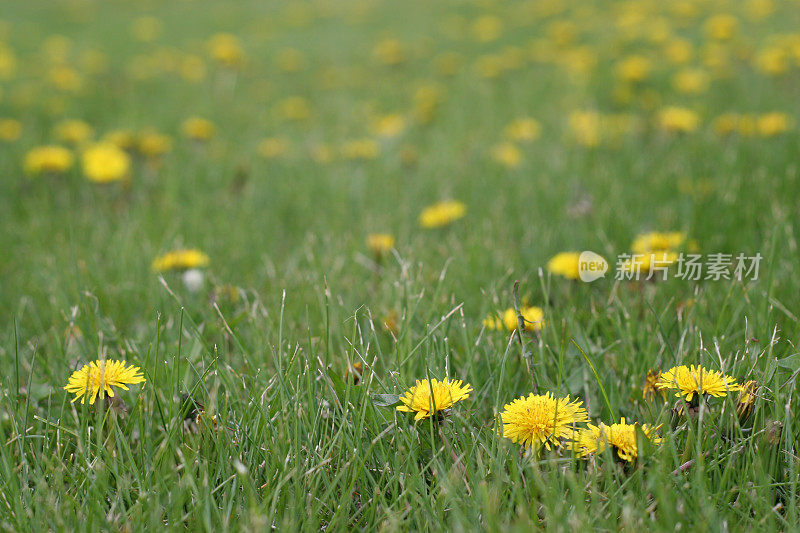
(615, 55, 651, 83)
(340, 139, 380, 160)
(499, 392, 588, 450)
(152, 249, 210, 272)
(657, 107, 700, 133)
(81, 143, 131, 183)
(372, 114, 406, 138)
(24, 145, 74, 175)
(490, 142, 522, 168)
(643, 369, 662, 400)
(137, 130, 173, 157)
(103, 129, 135, 150)
(258, 136, 291, 159)
(418, 200, 466, 229)
(482, 313, 503, 331)
(705, 14, 738, 41)
(656, 364, 740, 401)
(181, 116, 216, 141)
(757, 112, 791, 137)
(547, 252, 582, 280)
(504, 118, 541, 142)
(373, 39, 405, 66)
(0, 118, 22, 141)
(207, 33, 243, 67)
(54, 119, 93, 145)
(366, 233, 395, 256)
(64, 359, 146, 405)
(631, 231, 685, 254)
(501, 306, 544, 333)
(396, 378, 472, 420)
(277, 96, 311, 121)
(571, 418, 662, 462)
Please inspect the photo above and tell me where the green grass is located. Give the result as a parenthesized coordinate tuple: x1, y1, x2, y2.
(2, 0, 800, 530)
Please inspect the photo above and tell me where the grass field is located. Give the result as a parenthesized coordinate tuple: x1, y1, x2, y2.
(2, 0, 800, 530)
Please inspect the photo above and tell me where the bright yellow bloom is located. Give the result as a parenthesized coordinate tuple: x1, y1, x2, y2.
(396, 378, 472, 420)
(631, 231, 685, 254)
(657, 107, 700, 133)
(152, 249, 210, 272)
(366, 233, 395, 255)
(656, 364, 740, 401)
(547, 252, 582, 280)
(54, 119, 93, 144)
(0, 118, 22, 141)
(499, 392, 588, 450)
(419, 200, 466, 228)
(571, 418, 662, 462)
(24, 145, 74, 175)
(181, 116, 216, 140)
(491, 142, 522, 168)
(81, 143, 131, 183)
(501, 306, 544, 332)
(64, 359, 146, 405)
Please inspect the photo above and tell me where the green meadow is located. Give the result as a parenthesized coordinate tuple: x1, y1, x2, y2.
(2, 0, 800, 530)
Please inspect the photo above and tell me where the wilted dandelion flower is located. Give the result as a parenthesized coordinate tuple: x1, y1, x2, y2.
(737, 380, 759, 418)
(419, 200, 465, 229)
(571, 418, 662, 462)
(499, 392, 588, 450)
(547, 252, 582, 280)
(656, 364, 740, 401)
(64, 359, 146, 405)
(24, 145, 74, 175)
(81, 143, 131, 183)
(152, 249, 210, 272)
(396, 378, 472, 420)
(366, 233, 395, 256)
(181, 116, 216, 140)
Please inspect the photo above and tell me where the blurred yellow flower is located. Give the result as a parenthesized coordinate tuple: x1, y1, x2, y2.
(258, 137, 291, 159)
(24, 145, 74, 175)
(131, 16, 163, 42)
(372, 39, 405, 66)
(54, 119, 93, 144)
(276, 47, 306, 72)
(81, 143, 131, 183)
(672, 68, 710, 94)
(277, 96, 311, 121)
(491, 142, 522, 168)
(547, 252, 582, 280)
(657, 106, 700, 133)
(181, 116, 216, 140)
(504, 117, 540, 142)
(372, 114, 405, 138)
(502, 306, 544, 333)
(207, 33, 243, 67)
(757, 112, 791, 136)
(755, 47, 789, 75)
(704, 14, 738, 41)
(367, 233, 395, 256)
(418, 200, 465, 228)
(472, 15, 503, 43)
(0, 118, 21, 141)
(152, 249, 210, 272)
(341, 139, 380, 160)
(615, 55, 651, 83)
(632, 231, 685, 253)
(137, 130, 172, 157)
(103, 129, 135, 150)
(414, 84, 443, 124)
(48, 65, 83, 92)
(569, 110, 601, 147)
